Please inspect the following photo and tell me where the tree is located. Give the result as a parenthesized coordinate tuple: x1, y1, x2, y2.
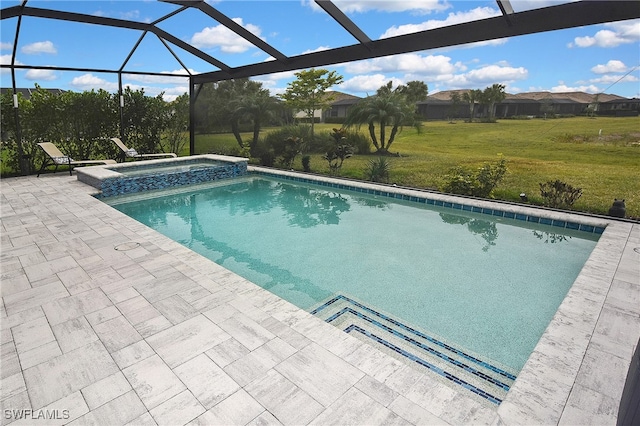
(462, 89, 482, 122)
(479, 84, 506, 122)
(160, 93, 189, 155)
(448, 92, 462, 122)
(397, 80, 429, 105)
(122, 87, 167, 154)
(279, 68, 343, 140)
(230, 89, 279, 155)
(344, 83, 416, 155)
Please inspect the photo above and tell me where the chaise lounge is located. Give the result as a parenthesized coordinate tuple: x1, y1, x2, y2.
(37, 142, 116, 177)
(110, 137, 177, 162)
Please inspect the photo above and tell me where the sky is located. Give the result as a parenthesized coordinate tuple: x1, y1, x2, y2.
(1, 0, 639, 102)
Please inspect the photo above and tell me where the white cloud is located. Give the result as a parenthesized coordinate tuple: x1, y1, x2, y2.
(1, 54, 14, 65)
(340, 74, 404, 95)
(331, 0, 449, 14)
(1, 42, 12, 51)
(588, 74, 638, 84)
(300, 46, 331, 55)
(591, 60, 628, 74)
(344, 53, 462, 76)
(380, 7, 500, 38)
(123, 69, 193, 85)
(569, 19, 640, 48)
(70, 74, 118, 92)
(154, 86, 189, 102)
(21, 41, 57, 55)
(445, 64, 528, 88)
(190, 18, 263, 53)
(0, 54, 21, 75)
(25, 69, 57, 81)
(464, 65, 528, 82)
(551, 83, 600, 93)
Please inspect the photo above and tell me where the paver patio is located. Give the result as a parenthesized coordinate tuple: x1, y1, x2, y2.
(1, 171, 638, 425)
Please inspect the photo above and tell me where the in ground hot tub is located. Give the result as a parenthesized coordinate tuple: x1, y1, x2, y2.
(76, 154, 248, 196)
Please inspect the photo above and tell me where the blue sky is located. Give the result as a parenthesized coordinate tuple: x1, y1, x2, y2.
(1, 0, 639, 101)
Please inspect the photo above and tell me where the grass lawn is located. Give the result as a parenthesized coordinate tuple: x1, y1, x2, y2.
(195, 116, 640, 218)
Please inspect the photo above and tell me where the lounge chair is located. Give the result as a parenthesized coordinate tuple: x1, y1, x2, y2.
(37, 142, 116, 177)
(110, 137, 177, 162)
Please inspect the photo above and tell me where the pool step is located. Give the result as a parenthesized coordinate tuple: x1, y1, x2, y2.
(310, 294, 517, 405)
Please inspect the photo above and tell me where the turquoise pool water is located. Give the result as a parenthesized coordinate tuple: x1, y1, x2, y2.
(108, 176, 598, 372)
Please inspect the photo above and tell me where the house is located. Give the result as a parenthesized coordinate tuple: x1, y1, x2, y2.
(415, 90, 636, 120)
(0, 87, 66, 100)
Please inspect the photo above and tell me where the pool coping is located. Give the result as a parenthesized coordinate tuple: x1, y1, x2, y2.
(1, 167, 638, 425)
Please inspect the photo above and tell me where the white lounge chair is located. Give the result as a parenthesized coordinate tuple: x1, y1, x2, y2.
(110, 137, 177, 162)
(37, 142, 116, 177)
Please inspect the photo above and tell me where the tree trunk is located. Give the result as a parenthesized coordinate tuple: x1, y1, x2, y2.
(231, 120, 244, 148)
(368, 122, 380, 151)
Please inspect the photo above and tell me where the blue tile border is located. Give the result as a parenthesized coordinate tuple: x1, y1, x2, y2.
(100, 161, 248, 197)
(311, 294, 517, 383)
(251, 170, 605, 236)
(345, 324, 503, 405)
(329, 306, 513, 391)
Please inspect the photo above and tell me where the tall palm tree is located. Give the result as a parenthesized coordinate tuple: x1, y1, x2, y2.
(230, 90, 278, 155)
(344, 90, 414, 155)
(462, 89, 482, 122)
(480, 84, 506, 122)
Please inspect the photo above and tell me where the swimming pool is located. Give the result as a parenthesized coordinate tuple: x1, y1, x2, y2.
(104, 171, 602, 405)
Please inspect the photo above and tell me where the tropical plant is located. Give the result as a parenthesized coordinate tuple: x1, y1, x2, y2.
(479, 84, 507, 122)
(230, 89, 278, 156)
(343, 82, 417, 155)
(396, 80, 429, 106)
(462, 89, 482, 122)
(323, 128, 353, 175)
(366, 156, 392, 183)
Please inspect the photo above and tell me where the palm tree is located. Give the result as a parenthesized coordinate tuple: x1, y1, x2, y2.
(344, 90, 415, 155)
(480, 84, 506, 122)
(462, 89, 482, 122)
(230, 90, 278, 155)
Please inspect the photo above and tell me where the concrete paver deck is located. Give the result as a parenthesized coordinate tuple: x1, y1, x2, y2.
(1, 172, 638, 425)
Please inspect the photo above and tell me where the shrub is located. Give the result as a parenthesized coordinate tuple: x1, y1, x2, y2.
(539, 179, 583, 209)
(345, 130, 371, 154)
(442, 156, 507, 198)
(278, 136, 304, 169)
(366, 156, 391, 183)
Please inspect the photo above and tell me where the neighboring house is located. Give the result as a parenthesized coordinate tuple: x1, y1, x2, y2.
(293, 91, 361, 123)
(0, 87, 66, 100)
(415, 90, 638, 120)
(324, 94, 361, 121)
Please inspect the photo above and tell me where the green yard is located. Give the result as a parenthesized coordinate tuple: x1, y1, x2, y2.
(196, 116, 640, 218)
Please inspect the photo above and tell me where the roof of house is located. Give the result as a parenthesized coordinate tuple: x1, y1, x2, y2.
(0, 87, 66, 100)
(426, 90, 629, 103)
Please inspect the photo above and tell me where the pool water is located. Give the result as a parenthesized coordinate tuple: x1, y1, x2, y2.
(108, 176, 598, 373)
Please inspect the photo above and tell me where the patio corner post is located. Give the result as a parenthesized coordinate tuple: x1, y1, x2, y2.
(189, 77, 195, 156)
(11, 12, 27, 176)
(118, 74, 125, 141)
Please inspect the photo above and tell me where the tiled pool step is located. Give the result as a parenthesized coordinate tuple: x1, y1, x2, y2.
(310, 294, 517, 405)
